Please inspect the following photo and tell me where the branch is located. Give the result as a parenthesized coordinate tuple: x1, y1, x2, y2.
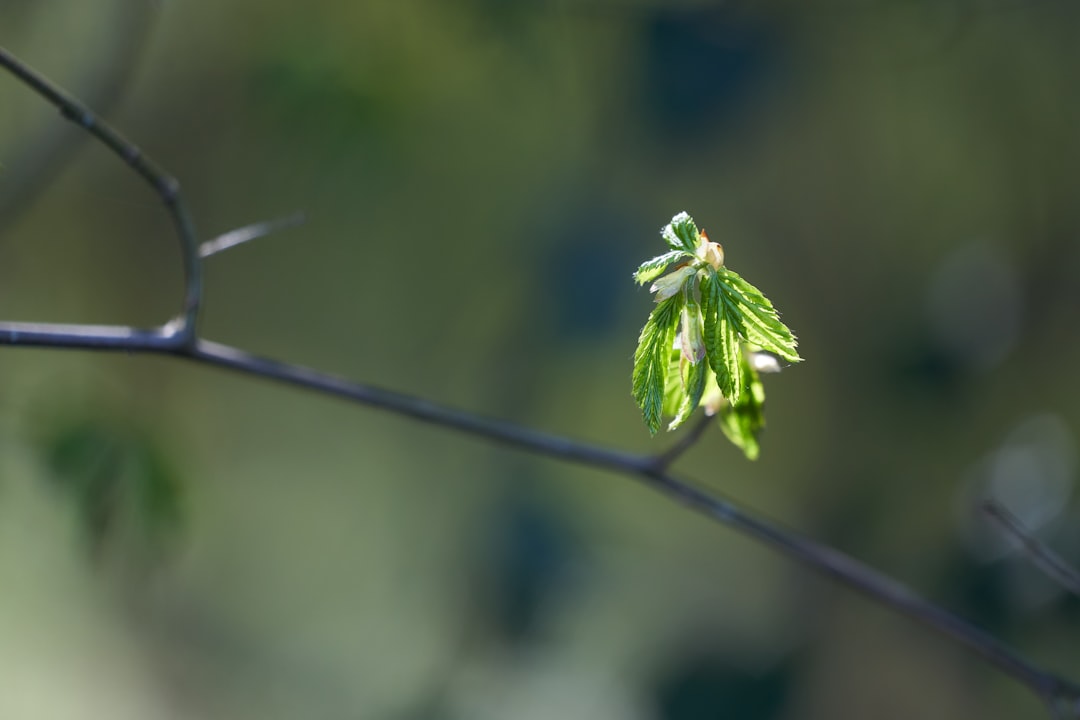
(199, 212, 306, 258)
(2, 44, 1079, 716)
(0, 45, 203, 340)
(983, 500, 1080, 598)
(643, 473, 1080, 714)
(650, 412, 713, 470)
(0, 1, 157, 233)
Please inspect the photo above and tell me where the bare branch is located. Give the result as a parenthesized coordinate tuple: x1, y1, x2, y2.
(0, 46, 202, 341)
(0, 320, 184, 350)
(983, 500, 1080, 598)
(649, 412, 713, 470)
(0, 1, 157, 234)
(199, 212, 306, 259)
(188, 338, 653, 473)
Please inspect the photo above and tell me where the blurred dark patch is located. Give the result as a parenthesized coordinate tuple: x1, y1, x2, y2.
(38, 415, 183, 566)
(924, 243, 1023, 373)
(861, 308, 977, 409)
(944, 529, 1080, 638)
(939, 549, 1080, 644)
(1058, 584, 1080, 624)
(0, 1, 36, 27)
(541, 206, 637, 341)
(653, 650, 796, 720)
(815, 465, 894, 551)
(463, 0, 549, 35)
(887, 331, 969, 401)
(469, 482, 580, 649)
(249, 47, 403, 153)
(640, 6, 788, 142)
(1053, 516, 1080, 624)
(939, 551, 1017, 638)
(1023, 223, 1080, 343)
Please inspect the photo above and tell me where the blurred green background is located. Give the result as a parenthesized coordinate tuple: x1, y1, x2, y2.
(2, 0, 1079, 718)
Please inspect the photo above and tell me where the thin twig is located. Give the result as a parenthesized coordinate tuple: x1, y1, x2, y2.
(199, 213, 306, 258)
(650, 412, 713, 470)
(983, 500, 1080, 598)
(0, 46, 202, 340)
(2, 43, 1079, 715)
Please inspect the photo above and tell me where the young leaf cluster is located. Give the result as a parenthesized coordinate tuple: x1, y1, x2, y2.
(632, 212, 801, 459)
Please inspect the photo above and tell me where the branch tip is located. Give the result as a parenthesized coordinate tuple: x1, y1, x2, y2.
(199, 212, 306, 259)
(650, 412, 713, 471)
(982, 499, 1080, 598)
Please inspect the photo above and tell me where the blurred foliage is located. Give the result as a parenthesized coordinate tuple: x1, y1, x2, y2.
(468, 483, 581, 650)
(38, 413, 183, 567)
(640, 4, 789, 140)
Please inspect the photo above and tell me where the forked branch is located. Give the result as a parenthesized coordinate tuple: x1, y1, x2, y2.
(0, 45, 202, 339)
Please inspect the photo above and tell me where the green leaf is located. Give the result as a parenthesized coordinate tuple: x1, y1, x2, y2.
(717, 357, 767, 460)
(716, 268, 801, 363)
(701, 273, 745, 404)
(633, 295, 683, 434)
(678, 281, 706, 364)
(634, 250, 688, 285)
(669, 354, 708, 430)
(715, 298, 745, 403)
(662, 348, 685, 419)
(650, 264, 696, 302)
(661, 212, 700, 253)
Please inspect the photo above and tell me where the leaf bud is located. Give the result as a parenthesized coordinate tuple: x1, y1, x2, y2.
(649, 264, 695, 302)
(679, 305, 706, 364)
(696, 230, 725, 270)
